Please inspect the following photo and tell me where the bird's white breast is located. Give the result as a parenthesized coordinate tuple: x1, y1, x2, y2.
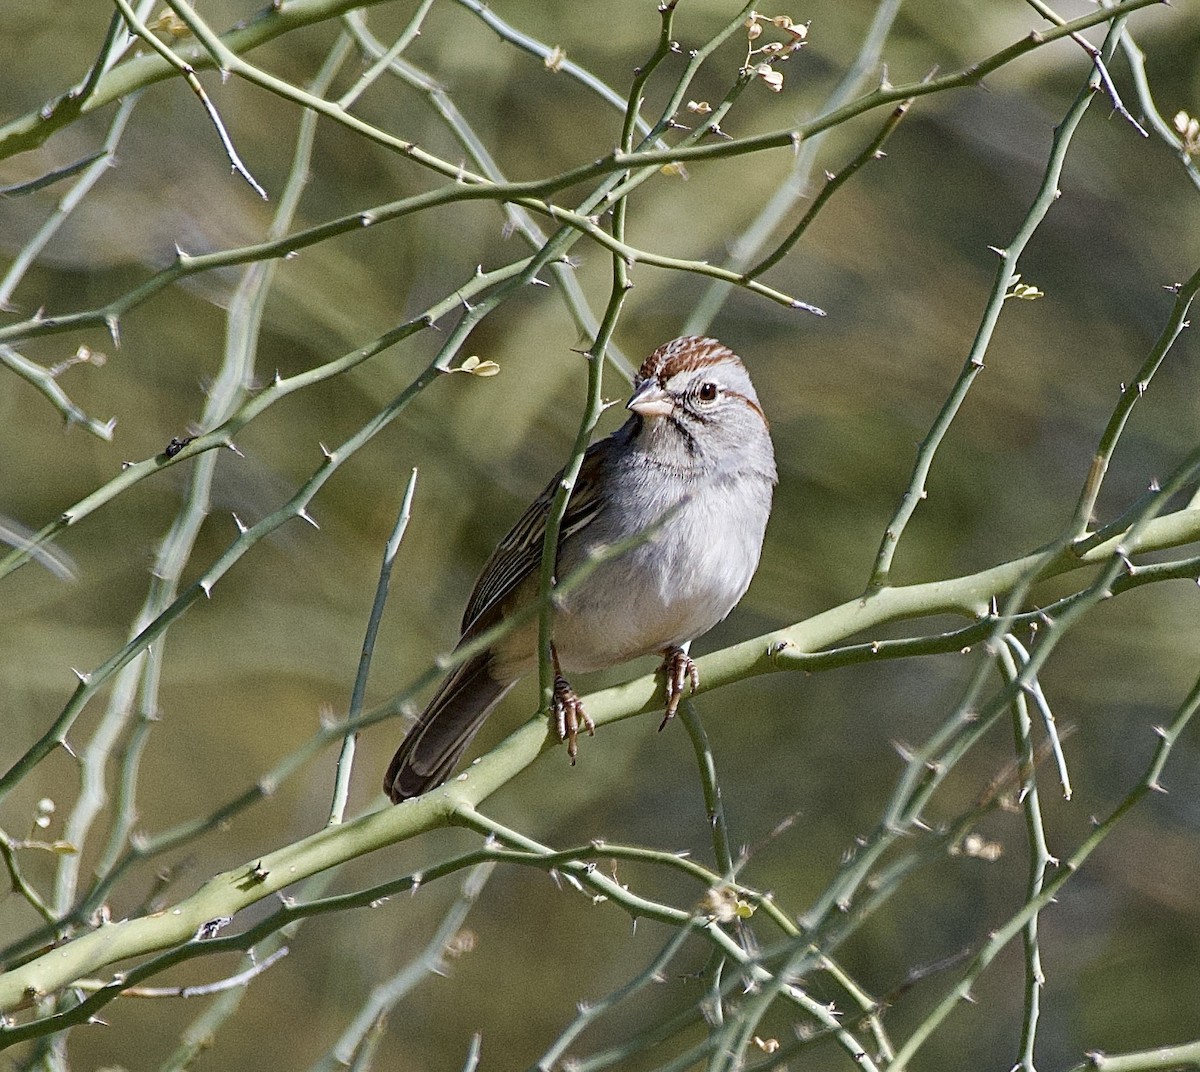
(550, 470, 771, 672)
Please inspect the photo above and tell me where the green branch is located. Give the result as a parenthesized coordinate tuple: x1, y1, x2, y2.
(2, 494, 1198, 1015)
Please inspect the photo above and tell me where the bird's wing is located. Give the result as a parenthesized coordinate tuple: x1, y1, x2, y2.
(461, 439, 609, 635)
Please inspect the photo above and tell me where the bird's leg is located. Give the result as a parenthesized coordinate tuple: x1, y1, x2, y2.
(658, 644, 699, 730)
(551, 645, 594, 763)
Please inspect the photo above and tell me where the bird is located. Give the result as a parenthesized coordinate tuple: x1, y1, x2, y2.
(384, 335, 777, 802)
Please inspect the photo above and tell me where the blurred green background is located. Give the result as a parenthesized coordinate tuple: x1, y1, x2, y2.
(2, 0, 1200, 1068)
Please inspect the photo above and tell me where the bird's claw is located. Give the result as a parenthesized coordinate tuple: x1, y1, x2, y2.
(552, 675, 594, 763)
(659, 645, 700, 730)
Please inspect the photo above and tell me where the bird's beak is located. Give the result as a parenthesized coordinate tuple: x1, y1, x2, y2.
(627, 379, 673, 419)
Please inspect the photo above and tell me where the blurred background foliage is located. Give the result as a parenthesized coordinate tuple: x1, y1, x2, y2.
(1, 0, 1199, 1069)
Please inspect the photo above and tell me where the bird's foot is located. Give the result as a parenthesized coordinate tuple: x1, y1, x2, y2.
(658, 645, 700, 730)
(553, 675, 595, 763)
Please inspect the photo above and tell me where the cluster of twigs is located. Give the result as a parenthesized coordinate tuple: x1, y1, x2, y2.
(2, 0, 1199, 1069)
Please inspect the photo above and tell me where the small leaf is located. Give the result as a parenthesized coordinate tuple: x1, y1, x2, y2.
(459, 356, 500, 377)
(1006, 281, 1044, 301)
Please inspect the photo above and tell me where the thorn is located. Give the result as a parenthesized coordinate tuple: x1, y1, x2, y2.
(105, 314, 121, 347)
(318, 442, 334, 460)
(199, 580, 213, 598)
(71, 667, 91, 684)
(298, 509, 319, 529)
(60, 738, 78, 758)
(232, 512, 247, 534)
(987, 245, 1007, 257)
(225, 440, 245, 458)
(791, 299, 826, 316)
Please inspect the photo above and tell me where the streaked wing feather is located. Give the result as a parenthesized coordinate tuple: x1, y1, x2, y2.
(461, 441, 608, 633)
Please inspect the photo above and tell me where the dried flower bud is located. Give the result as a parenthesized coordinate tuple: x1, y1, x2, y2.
(755, 64, 784, 92)
(1174, 110, 1200, 154)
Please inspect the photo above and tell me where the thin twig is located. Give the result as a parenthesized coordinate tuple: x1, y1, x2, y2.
(0, 831, 58, 924)
(460, 809, 881, 1072)
(341, 12, 635, 379)
(0, 152, 107, 197)
(306, 864, 494, 1072)
(686, 0, 904, 333)
(336, 0, 435, 111)
(1068, 262, 1200, 539)
(77, 946, 290, 998)
(866, 14, 1130, 591)
(999, 642, 1053, 1072)
(114, 0, 267, 198)
(1004, 634, 1072, 799)
(1117, 27, 1200, 192)
(330, 469, 418, 825)
(1020, 0, 1148, 136)
(890, 667, 1200, 1069)
(746, 96, 914, 280)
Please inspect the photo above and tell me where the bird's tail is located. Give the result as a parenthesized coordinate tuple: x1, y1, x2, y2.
(384, 651, 516, 802)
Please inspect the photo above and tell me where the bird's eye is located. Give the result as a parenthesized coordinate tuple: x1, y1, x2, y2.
(697, 381, 719, 403)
